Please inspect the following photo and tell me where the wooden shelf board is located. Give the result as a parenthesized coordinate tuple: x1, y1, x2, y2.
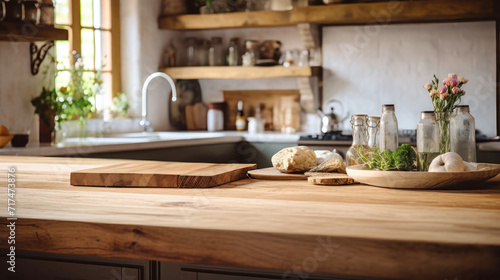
(159, 0, 496, 30)
(159, 66, 321, 79)
(159, 10, 293, 30)
(293, 0, 496, 26)
(0, 22, 68, 42)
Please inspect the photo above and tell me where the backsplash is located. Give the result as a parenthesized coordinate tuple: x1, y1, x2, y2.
(322, 21, 496, 138)
(0, 42, 49, 144)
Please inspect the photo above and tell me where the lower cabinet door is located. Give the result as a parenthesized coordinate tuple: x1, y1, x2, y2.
(197, 273, 276, 280)
(12, 258, 140, 280)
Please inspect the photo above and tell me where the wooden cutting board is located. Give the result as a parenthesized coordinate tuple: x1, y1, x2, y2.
(306, 172, 357, 186)
(70, 162, 256, 188)
(247, 167, 307, 180)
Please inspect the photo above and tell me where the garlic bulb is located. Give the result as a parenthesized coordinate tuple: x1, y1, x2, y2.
(428, 152, 465, 172)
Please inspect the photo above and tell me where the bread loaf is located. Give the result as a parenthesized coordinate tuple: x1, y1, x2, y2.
(272, 146, 317, 173)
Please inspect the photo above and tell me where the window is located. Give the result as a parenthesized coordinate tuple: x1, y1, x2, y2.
(54, 0, 120, 113)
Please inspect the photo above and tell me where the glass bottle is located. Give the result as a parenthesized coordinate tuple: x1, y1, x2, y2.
(184, 37, 198, 66)
(197, 39, 210, 66)
(209, 37, 224, 66)
(379, 104, 398, 152)
(235, 100, 246, 131)
(227, 37, 240, 66)
(346, 114, 370, 167)
(451, 105, 476, 162)
(416, 111, 440, 171)
(367, 116, 380, 150)
(242, 40, 258, 66)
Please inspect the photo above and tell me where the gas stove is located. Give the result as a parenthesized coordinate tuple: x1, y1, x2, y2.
(299, 131, 353, 142)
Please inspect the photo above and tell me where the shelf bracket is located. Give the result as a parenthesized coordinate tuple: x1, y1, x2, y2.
(30, 41, 54, 75)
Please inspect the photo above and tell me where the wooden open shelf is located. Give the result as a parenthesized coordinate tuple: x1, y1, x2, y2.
(159, 0, 497, 30)
(159, 66, 321, 79)
(0, 22, 68, 42)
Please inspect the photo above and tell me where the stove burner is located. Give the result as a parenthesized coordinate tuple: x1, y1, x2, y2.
(299, 131, 353, 141)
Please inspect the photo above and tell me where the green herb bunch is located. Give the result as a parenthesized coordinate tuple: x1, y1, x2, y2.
(357, 144, 417, 171)
(57, 54, 102, 128)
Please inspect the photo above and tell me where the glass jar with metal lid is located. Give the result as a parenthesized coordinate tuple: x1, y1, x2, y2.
(417, 111, 440, 171)
(346, 114, 370, 167)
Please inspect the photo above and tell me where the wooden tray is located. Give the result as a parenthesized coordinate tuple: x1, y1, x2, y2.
(346, 163, 500, 189)
(247, 167, 307, 180)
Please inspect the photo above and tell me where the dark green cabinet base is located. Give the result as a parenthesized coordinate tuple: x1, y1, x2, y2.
(1, 251, 375, 280)
(59, 142, 297, 169)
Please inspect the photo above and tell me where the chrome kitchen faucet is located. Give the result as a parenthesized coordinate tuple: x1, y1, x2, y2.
(140, 72, 177, 132)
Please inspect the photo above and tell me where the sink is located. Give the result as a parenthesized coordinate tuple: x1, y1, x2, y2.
(111, 131, 227, 140)
(61, 137, 157, 145)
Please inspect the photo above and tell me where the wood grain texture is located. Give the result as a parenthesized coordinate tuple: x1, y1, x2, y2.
(0, 22, 69, 42)
(158, 0, 496, 30)
(158, 66, 320, 80)
(346, 163, 500, 189)
(70, 161, 256, 188)
(1, 156, 500, 279)
(247, 167, 307, 180)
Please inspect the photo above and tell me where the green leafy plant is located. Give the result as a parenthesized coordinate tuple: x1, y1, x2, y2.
(31, 87, 62, 133)
(196, 0, 214, 8)
(31, 55, 61, 133)
(57, 53, 102, 128)
(358, 144, 416, 171)
(111, 92, 130, 117)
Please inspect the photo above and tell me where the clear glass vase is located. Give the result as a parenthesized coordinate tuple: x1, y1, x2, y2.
(435, 111, 452, 154)
(450, 105, 476, 162)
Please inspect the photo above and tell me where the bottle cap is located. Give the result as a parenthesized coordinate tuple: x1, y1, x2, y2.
(208, 102, 225, 110)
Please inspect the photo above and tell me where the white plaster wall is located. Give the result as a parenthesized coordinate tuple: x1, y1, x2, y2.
(323, 21, 497, 137)
(0, 42, 49, 144)
(120, 0, 181, 131)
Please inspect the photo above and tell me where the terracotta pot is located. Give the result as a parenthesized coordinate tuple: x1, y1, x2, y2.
(38, 110, 55, 144)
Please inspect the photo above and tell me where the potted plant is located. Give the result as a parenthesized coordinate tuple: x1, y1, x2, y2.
(31, 55, 61, 143)
(197, 0, 215, 14)
(31, 52, 102, 142)
(31, 87, 62, 143)
(57, 52, 102, 137)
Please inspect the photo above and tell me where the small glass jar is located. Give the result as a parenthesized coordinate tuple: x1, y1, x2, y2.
(39, 2, 54, 26)
(208, 37, 225, 66)
(1, 1, 6, 21)
(24, 1, 40, 24)
(367, 116, 380, 150)
(184, 37, 198, 66)
(227, 37, 241, 66)
(197, 39, 210, 66)
(451, 105, 476, 162)
(4, 0, 23, 22)
(207, 102, 225, 132)
(242, 40, 258, 66)
(346, 114, 370, 167)
(416, 111, 440, 171)
(379, 104, 398, 152)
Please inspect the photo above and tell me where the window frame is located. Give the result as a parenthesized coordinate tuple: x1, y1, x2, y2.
(57, 0, 121, 102)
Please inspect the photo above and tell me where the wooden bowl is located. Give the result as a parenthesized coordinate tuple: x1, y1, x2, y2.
(0, 135, 14, 148)
(346, 163, 500, 189)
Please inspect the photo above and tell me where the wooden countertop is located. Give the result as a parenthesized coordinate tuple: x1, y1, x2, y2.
(1, 156, 500, 279)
